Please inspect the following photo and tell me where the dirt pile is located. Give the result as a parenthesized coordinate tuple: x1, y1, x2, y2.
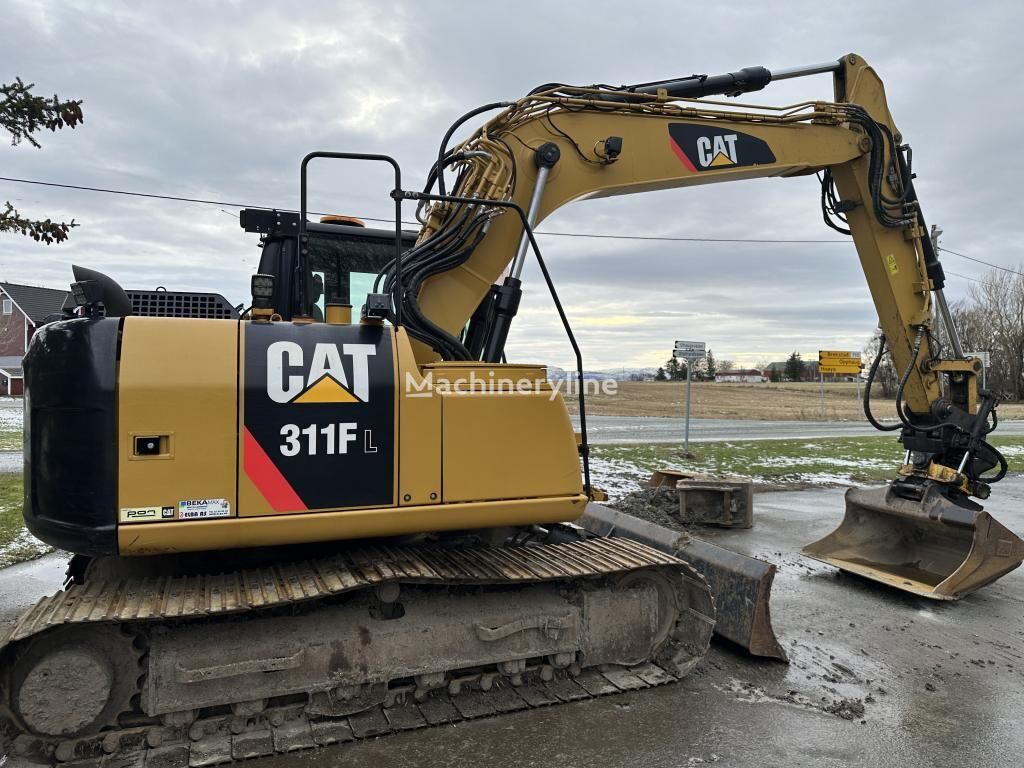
(610, 487, 688, 531)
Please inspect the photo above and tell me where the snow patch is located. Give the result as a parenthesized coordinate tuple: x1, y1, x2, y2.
(0, 404, 23, 431)
(0, 527, 50, 566)
(588, 455, 650, 499)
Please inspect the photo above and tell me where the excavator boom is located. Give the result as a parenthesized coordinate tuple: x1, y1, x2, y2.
(369, 53, 1023, 597)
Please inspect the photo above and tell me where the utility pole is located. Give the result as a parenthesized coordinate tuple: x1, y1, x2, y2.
(819, 368, 826, 420)
(931, 224, 944, 352)
(674, 340, 705, 458)
(684, 360, 693, 455)
(930, 224, 947, 396)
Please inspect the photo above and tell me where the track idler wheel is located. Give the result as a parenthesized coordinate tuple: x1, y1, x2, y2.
(8, 626, 141, 738)
(614, 564, 715, 676)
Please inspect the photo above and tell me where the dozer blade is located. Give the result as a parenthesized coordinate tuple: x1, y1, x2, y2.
(802, 484, 1024, 600)
(579, 503, 788, 661)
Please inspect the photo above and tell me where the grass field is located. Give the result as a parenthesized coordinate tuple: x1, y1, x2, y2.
(566, 380, 1024, 421)
(589, 435, 1024, 497)
(0, 473, 50, 568)
(0, 430, 21, 451)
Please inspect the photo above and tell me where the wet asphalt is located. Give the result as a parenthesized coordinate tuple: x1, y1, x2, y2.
(3, 480, 1023, 767)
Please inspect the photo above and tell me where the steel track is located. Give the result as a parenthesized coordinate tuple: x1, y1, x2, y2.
(1, 537, 715, 766)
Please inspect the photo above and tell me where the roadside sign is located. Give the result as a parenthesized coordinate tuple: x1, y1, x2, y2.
(964, 350, 991, 389)
(816, 349, 863, 418)
(818, 350, 860, 375)
(818, 363, 862, 375)
(674, 340, 706, 358)
(671, 340, 705, 457)
(964, 351, 991, 368)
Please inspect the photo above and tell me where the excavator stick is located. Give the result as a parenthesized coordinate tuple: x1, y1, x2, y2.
(579, 504, 787, 661)
(802, 485, 1024, 600)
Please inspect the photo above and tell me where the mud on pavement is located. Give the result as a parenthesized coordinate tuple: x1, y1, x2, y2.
(612, 486, 876, 726)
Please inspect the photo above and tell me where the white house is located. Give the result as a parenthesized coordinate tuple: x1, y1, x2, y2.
(715, 369, 767, 383)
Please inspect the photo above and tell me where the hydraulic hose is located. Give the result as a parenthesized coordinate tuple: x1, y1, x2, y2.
(894, 327, 926, 430)
(863, 335, 902, 431)
(435, 102, 512, 196)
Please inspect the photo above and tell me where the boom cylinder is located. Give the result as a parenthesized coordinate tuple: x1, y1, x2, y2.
(629, 60, 841, 100)
(511, 143, 560, 280)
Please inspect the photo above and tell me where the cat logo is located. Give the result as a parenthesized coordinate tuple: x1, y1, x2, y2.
(266, 341, 376, 404)
(696, 134, 738, 167)
(668, 124, 776, 173)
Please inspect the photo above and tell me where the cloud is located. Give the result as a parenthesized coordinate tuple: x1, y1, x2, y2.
(1, 0, 1019, 370)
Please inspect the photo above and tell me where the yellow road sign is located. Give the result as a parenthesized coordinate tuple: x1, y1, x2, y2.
(819, 350, 861, 361)
(818, 363, 862, 374)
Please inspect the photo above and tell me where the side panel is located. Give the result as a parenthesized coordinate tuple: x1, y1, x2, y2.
(118, 318, 238, 523)
(441, 390, 582, 503)
(118, 496, 589, 554)
(238, 323, 395, 515)
(395, 330, 441, 506)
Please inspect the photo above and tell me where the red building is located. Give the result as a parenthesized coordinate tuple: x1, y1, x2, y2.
(0, 282, 71, 395)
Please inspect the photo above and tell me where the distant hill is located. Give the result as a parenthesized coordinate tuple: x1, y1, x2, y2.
(546, 366, 658, 381)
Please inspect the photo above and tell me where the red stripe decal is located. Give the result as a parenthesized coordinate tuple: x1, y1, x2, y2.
(669, 138, 697, 172)
(243, 427, 306, 512)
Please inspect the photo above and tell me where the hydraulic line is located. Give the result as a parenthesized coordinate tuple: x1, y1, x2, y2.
(894, 327, 926, 429)
(435, 102, 513, 196)
(863, 334, 901, 432)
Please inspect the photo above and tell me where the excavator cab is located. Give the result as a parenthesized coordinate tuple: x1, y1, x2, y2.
(239, 208, 417, 322)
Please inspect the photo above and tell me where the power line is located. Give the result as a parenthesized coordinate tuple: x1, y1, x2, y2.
(6, 175, 1020, 272)
(938, 246, 1024, 279)
(0, 175, 851, 245)
(534, 230, 845, 244)
(945, 269, 996, 288)
(0, 176, 309, 216)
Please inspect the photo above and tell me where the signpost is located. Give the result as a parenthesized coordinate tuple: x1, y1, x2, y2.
(674, 340, 706, 358)
(818, 363, 862, 374)
(964, 350, 991, 390)
(818, 350, 862, 419)
(674, 340, 706, 455)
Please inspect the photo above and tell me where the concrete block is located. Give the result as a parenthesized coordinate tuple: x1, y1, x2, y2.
(675, 472, 753, 528)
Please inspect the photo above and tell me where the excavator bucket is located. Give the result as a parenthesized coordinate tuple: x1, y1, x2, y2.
(802, 485, 1024, 600)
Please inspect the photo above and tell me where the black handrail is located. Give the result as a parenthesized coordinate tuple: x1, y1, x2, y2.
(395, 188, 592, 497)
(299, 152, 404, 325)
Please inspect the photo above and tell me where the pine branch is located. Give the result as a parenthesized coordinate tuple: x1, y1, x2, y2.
(0, 201, 77, 244)
(1, 77, 83, 148)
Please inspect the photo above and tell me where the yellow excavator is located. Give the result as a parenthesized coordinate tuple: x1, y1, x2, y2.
(3, 53, 1024, 765)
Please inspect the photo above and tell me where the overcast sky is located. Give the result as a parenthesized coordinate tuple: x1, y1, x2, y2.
(2, 1, 1021, 370)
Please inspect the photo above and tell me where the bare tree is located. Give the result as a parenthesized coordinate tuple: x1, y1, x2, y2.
(952, 268, 1024, 399)
(718, 359, 735, 372)
(864, 330, 898, 398)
